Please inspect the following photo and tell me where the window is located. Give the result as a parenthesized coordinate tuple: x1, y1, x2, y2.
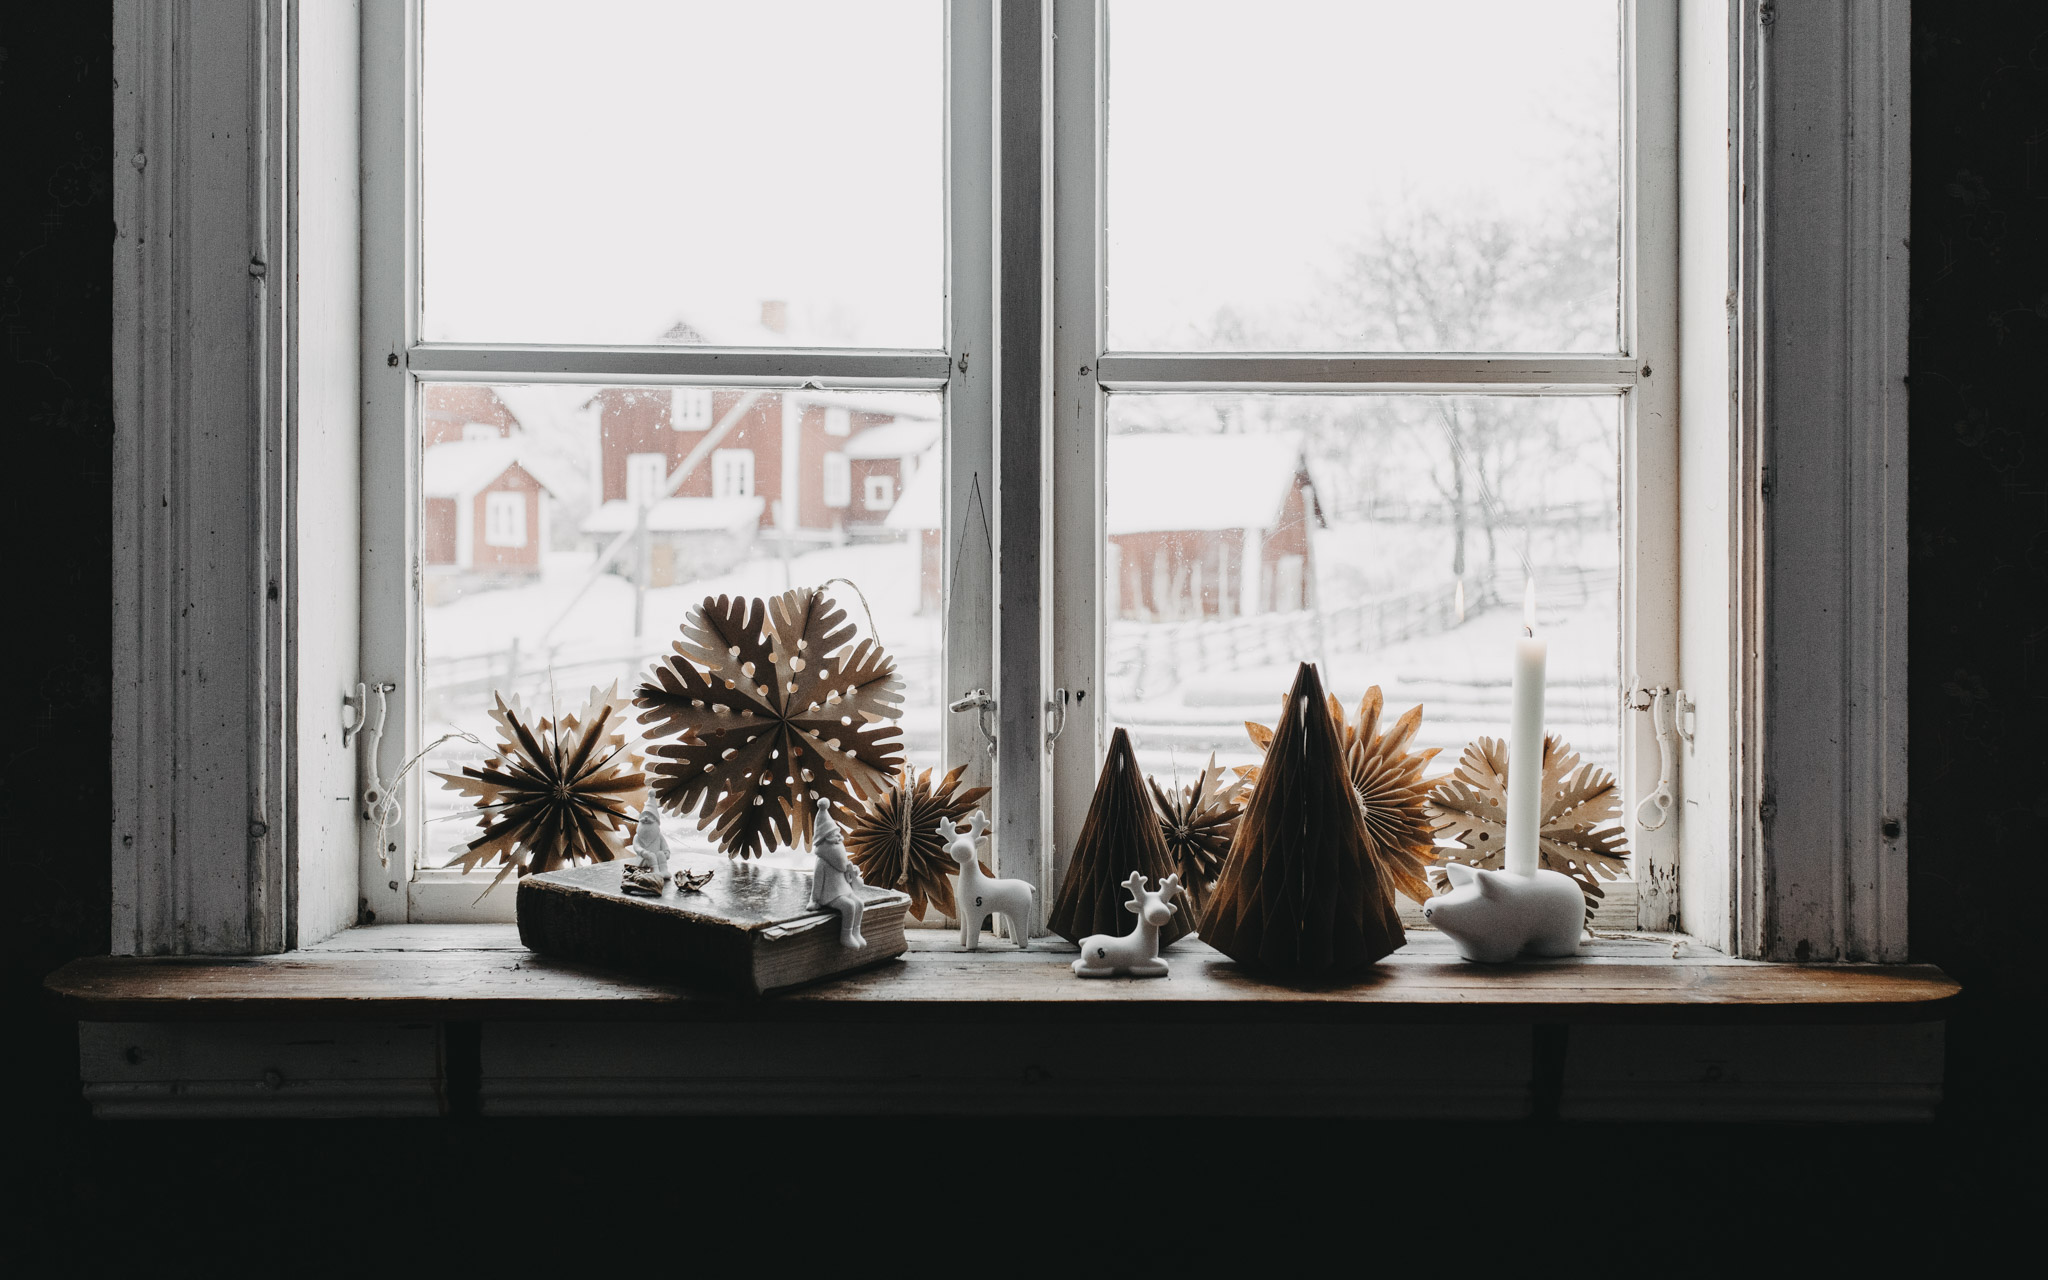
(110, 0, 1910, 957)
(824, 407, 852, 437)
(483, 491, 527, 548)
(863, 473, 895, 511)
(1048, 0, 1671, 915)
(625, 452, 668, 507)
(822, 452, 851, 508)
(672, 388, 713, 431)
(711, 449, 756, 500)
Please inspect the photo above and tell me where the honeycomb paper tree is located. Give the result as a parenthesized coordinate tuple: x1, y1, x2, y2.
(1200, 662, 1406, 975)
(1048, 727, 1193, 948)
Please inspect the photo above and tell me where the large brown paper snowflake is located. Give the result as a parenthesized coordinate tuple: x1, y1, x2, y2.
(843, 763, 991, 921)
(434, 684, 648, 890)
(1424, 734, 1630, 920)
(1240, 686, 1440, 905)
(634, 588, 905, 859)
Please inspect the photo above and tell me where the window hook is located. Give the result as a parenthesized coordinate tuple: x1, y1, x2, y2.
(950, 689, 998, 761)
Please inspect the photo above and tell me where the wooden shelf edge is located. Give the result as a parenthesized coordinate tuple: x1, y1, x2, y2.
(43, 940, 1962, 1027)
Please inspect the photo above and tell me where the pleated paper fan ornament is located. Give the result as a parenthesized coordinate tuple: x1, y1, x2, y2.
(1048, 727, 1193, 948)
(1200, 662, 1405, 975)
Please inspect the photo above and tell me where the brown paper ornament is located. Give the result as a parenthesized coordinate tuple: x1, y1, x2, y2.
(1424, 734, 1630, 921)
(1201, 663, 1405, 975)
(1049, 728, 1192, 948)
(843, 763, 992, 921)
(634, 588, 904, 859)
(1238, 685, 1440, 905)
(434, 683, 648, 890)
(1145, 755, 1243, 921)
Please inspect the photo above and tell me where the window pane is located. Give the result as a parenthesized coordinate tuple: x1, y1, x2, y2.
(1106, 0, 1621, 353)
(1103, 393, 1619, 789)
(421, 0, 944, 348)
(419, 383, 945, 870)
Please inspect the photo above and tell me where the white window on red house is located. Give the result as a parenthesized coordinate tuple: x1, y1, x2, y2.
(673, 388, 713, 430)
(713, 448, 755, 499)
(863, 473, 895, 511)
(625, 452, 667, 506)
(824, 407, 852, 437)
(483, 490, 527, 547)
(823, 452, 851, 508)
(462, 422, 499, 442)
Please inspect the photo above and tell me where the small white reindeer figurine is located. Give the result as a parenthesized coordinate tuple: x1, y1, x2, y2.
(1071, 872, 1183, 979)
(943, 811, 1033, 950)
(809, 797, 868, 949)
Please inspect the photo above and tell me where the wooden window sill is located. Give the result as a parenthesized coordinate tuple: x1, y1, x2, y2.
(48, 925, 1955, 1023)
(48, 927, 1956, 1121)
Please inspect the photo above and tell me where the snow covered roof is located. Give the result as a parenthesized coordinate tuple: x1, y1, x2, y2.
(1106, 432, 1307, 535)
(844, 419, 941, 460)
(421, 438, 560, 499)
(579, 495, 766, 535)
(884, 449, 943, 531)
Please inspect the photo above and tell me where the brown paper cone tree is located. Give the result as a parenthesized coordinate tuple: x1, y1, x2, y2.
(1049, 727, 1192, 948)
(1201, 663, 1405, 975)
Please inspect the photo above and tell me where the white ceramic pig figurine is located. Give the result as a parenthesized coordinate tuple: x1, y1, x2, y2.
(1422, 864, 1585, 963)
(1072, 872, 1183, 979)
(943, 811, 1034, 950)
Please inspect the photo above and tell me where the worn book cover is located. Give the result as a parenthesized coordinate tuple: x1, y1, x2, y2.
(516, 857, 911, 996)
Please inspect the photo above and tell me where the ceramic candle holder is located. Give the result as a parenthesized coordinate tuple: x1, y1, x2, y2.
(1422, 864, 1584, 963)
(942, 811, 1034, 950)
(808, 798, 869, 949)
(1072, 872, 1183, 979)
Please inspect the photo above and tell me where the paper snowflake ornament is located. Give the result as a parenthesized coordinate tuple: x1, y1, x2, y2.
(1424, 734, 1630, 921)
(434, 684, 649, 890)
(634, 588, 905, 859)
(1240, 685, 1440, 905)
(1145, 755, 1243, 920)
(843, 763, 992, 921)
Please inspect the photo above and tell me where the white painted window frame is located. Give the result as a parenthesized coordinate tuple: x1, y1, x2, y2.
(112, 0, 1906, 961)
(358, 0, 995, 925)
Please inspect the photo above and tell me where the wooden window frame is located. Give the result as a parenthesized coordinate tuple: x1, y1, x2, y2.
(111, 0, 1907, 961)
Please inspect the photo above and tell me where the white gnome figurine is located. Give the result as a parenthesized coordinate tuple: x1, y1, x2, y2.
(631, 804, 670, 877)
(943, 811, 1034, 950)
(808, 797, 868, 949)
(620, 804, 671, 897)
(1422, 863, 1585, 963)
(1072, 872, 1183, 978)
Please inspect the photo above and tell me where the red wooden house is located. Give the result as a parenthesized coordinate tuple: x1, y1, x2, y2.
(419, 385, 555, 589)
(580, 386, 937, 586)
(891, 432, 1321, 620)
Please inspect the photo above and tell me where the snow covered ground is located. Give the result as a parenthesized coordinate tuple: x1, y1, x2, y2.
(417, 518, 1618, 872)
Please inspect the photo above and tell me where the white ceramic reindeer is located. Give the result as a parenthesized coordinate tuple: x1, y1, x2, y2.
(943, 811, 1034, 950)
(809, 797, 869, 949)
(1072, 872, 1183, 978)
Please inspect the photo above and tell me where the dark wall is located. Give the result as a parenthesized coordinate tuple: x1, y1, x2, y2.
(3, 1, 2040, 1255)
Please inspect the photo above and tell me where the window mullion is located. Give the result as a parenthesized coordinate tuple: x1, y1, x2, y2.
(405, 344, 951, 388)
(1049, 0, 1105, 883)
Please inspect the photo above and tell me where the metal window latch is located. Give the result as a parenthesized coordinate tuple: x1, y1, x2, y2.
(1629, 683, 1692, 832)
(1045, 687, 1070, 752)
(950, 689, 998, 761)
(341, 682, 368, 748)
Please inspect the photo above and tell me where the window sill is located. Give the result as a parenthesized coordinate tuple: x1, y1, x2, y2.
(48, 928, 1956, 1121)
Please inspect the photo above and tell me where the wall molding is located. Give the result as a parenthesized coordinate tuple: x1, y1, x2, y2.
(112, 0, 289, 954)
(1738, 0, 1911, 960)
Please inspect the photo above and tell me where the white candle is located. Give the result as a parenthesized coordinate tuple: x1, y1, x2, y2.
(1506, 576, 1546, 878)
